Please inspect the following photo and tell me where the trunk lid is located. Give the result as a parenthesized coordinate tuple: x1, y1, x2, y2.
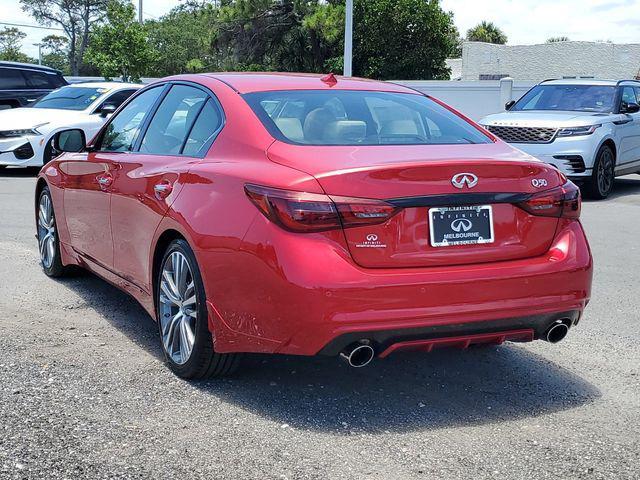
(267, 141, 566, 268)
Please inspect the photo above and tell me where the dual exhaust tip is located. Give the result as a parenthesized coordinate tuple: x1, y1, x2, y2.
(340, 342, 375, 368)
(339, 319, 571, 367)
(544, 320, 570, 344)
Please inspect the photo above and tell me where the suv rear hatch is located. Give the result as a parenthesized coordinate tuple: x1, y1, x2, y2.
(266, 142, 573, 268)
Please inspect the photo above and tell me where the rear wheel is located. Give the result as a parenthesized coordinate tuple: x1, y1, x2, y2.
(157, 239, 241, 379)
(584, 145, 615, 199)
(37, 186, 68, 277)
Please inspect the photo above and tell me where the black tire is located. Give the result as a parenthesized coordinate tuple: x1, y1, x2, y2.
(156, 239, 241, 379)
(36, 186, 68, 277)
(584, 145, 615, 199)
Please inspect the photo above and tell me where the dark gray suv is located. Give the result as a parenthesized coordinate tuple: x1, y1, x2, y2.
(0, 61, 67, 110)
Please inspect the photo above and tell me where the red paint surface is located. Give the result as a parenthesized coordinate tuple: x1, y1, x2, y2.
(39, 73, 593, 357)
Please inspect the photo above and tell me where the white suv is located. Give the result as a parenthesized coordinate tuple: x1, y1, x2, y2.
(479, 79, 640, 199)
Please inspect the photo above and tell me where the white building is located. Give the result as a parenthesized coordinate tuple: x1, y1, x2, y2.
(455, 41, 640, 82)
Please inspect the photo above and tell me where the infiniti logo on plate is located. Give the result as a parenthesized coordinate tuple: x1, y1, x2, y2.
(451, 218, 473, 232)
(451, 173, 478, 189)
(366, 234, 378, 242)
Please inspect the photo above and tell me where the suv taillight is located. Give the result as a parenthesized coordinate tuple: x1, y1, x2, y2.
(517, 181, 581, 219)
(244, 184, 398, 232)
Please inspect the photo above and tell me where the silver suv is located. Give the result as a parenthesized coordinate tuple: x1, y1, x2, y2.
(480, 79, 640, 199)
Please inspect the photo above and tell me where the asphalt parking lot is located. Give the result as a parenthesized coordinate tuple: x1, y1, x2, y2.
(1, 169, 639, 480)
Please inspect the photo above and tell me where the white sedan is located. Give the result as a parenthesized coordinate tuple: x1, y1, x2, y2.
(0, 82, 142, 168)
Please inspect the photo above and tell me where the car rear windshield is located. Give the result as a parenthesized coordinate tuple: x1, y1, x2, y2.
(512, 85, 617, 113)
(32, 86, 109, 110)
(243, 90, 492, 146)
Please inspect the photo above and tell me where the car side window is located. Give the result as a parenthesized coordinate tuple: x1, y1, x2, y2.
(182, 99, 223, 156)
(99, 86, 163, 152)
(620, 86, 637, 106)
(26, 71, 54, 88)
(139, 85, 208, 155)
(96, 89, 137, 111)
(0, 68, 27, 89)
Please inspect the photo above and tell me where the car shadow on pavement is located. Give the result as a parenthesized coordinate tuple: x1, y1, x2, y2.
(582, 175, 640, 202)
(59, 271, 601, 435)
(0, 167, 40, 177)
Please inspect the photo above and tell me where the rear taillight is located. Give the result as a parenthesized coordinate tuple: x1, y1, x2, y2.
(517, 181, 581, 219)
(244, 184, 398, 232)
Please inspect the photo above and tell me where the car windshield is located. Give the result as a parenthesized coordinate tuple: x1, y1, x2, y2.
(512, 85, 616, 113)
(32, 86, 109, 111)
(243, 90, 491, 146)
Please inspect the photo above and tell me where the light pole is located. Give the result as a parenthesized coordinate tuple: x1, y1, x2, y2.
(343, 0, 353, 77)
(33, 43, 42, 65)
(138, 0, 143, 23)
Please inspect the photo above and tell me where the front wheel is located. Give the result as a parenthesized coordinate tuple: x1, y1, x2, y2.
(156, 239, 241, 379)
(584, 145, 615, 199)
(37, 187, 68, 277)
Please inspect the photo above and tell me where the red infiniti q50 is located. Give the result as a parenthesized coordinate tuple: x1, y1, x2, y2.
(36, 73, 593, 378)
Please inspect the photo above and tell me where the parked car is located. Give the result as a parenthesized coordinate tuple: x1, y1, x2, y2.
(0, 61, 67, 110)
(479, 79, 640, 199)
(36, 73, 593, 378)
(0, 82, 142, 168)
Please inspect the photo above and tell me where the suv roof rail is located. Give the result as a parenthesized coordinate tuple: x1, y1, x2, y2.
(0, 60, 63, 75)
(539, 78, 559, 84)
(616, 79, 640, 86)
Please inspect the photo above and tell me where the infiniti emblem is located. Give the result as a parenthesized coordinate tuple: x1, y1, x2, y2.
(451, 173, 478, 189)
(451, 218, 473, 232)
(366, 234, 378, 242)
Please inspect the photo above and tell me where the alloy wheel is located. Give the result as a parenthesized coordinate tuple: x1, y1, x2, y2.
(159, 251, 198, 365)
(597, 149, 614, 196)
(37, 193, 56, 269)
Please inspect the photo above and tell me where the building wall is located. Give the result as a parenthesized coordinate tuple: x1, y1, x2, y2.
(399, 80, 534, 121)
(461, 41, 640, 82)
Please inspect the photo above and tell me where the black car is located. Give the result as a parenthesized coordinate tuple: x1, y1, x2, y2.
(0, 61, 68, 110)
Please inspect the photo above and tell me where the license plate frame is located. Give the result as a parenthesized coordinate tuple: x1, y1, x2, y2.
(428, 205, 495, 247)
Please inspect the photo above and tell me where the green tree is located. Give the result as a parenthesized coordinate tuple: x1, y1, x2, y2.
(20, 0, 109, 75)
(145, 3, 218, 76)
(466, 20, 507, 44)
(85, 1, 157, 81)
(546, 36, 570, 43)
(41, 35, 70, 73)
(0, 27, 32, 62)
(353, 0, 457, 79)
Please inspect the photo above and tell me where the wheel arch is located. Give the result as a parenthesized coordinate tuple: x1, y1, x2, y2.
(599, 138, 617, 164)
(34, 177, 48, 219)
(151, 228, 188, 313)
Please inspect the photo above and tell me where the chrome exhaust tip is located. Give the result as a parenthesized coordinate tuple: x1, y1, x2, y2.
(545, 320, 570, 344)
(340, 342, 375, 368)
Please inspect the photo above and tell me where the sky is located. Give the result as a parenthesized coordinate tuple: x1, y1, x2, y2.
(2, 0, 640, 59)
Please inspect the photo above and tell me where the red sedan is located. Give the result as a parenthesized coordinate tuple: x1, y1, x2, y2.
(36, 73, 593, 378)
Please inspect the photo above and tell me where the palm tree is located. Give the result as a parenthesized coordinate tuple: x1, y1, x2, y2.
(466, 21, 507, 44)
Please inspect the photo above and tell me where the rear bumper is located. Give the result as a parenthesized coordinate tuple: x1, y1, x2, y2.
(201, 219, 593, 356)
(318, 310, 580, 356)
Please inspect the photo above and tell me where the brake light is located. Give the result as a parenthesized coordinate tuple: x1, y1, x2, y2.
(244, 184, 398, 232)
(517, 181, 581, 219)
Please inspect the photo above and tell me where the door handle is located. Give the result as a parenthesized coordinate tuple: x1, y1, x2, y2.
(96, 173, 113, 189)
(154, 181, 174, 199)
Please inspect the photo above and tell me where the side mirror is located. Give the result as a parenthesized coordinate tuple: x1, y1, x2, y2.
(99, 103, 117, 117)
(53, 129, 86, 153)
(621, 102, 640, 114)
(505, 100, 516, 111)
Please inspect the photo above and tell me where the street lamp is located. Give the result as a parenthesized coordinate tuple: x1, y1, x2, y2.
(33, 43, 42, 65)
(343, 0, 353, 77)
